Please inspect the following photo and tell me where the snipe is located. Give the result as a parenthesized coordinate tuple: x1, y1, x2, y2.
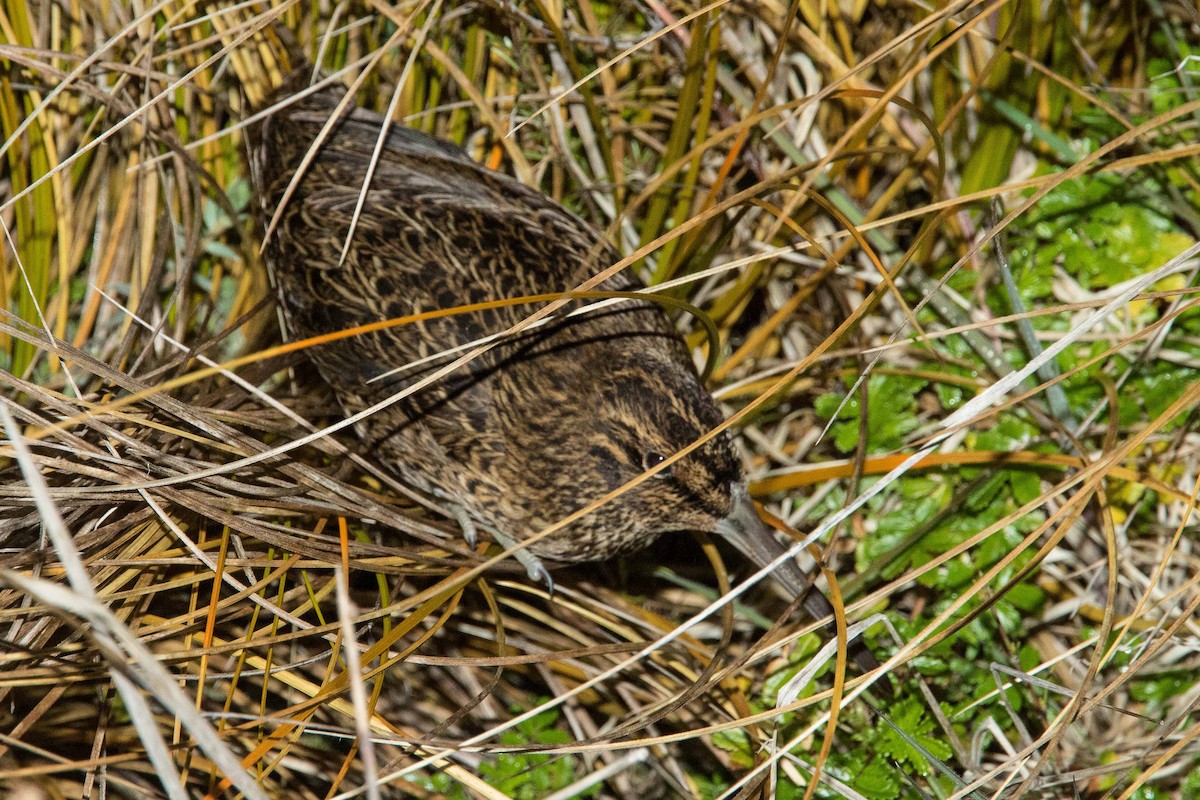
(245, 72, 880, 676)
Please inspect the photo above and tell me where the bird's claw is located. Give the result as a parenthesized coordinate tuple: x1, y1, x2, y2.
(489, 529, 554, 594)
(514, 549, 554, 595)
(527, 562, 555, 595)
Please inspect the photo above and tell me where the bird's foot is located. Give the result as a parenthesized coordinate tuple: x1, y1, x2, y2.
(491, 530, 554, 594)
(449, 504, 479, 549)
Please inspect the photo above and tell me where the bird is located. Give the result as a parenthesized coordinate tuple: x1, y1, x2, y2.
(244, 71, 881, 679)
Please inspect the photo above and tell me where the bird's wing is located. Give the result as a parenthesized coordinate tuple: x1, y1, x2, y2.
(258, 93, 665, 364)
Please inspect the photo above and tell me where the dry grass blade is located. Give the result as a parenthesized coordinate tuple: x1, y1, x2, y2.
(2, 1, 1199, 798)
(0, 406, 269, 800)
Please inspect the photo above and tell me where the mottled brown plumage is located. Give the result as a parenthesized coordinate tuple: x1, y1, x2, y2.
(246, 76, 880, 677)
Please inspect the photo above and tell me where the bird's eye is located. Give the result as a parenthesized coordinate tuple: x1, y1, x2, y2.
(642, 451, 670, 476)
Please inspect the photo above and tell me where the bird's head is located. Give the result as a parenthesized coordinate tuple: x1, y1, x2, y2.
(520, 348, 821, 613)
(501, 342, 764, 563)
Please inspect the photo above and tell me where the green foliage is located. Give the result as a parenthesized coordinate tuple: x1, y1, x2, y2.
(1124, 786, 1171, 800)
(865, 699, 953, 777)
(1007, 169, 1200, 434)
(815, 375, 927, 454)
(791, 162, 1195, 800)
(711, 726, 755, 768)
(753, 699, 956, 800)
(201, 176, 251, 262)
(1129, 671, 1194, 709)
(1147, 36, 1199, 116)
(477, 704, 595, 799)
(1013, 173, 1193, 293)
(760, 632, 824, 707)
(412, 769, 469, 800)
(1183, 761, 1200, 797)
(394, 704, 590, 799)
(691, 772, 733, 800)
(790, 152, 1198, 793)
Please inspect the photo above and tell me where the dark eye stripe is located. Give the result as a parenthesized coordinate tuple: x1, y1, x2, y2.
(617, 441, 643, 468)
(669, 474, 728, 519)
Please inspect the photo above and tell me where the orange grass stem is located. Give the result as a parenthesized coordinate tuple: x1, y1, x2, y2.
(750, 449, 1189, 505)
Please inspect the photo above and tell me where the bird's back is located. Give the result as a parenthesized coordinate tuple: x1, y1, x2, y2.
(246, 82, 685, 382)
(245, 79, 713, 546)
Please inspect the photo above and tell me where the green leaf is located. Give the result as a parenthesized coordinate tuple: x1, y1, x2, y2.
(712, 727, 754, 768)
(816, 375, 926, 454)
(227, 176, 252, 211)
(1182, 762, 1200, 797)
(1130, 673, 1191, 707)
(1008, 469, 1042, 505)
(478, 703, 589, 798)
(852, 758, 902, 800)
(1005, 582, 1045, 613)
(873, 698, 954, 776)
(691, 773, 732, 800)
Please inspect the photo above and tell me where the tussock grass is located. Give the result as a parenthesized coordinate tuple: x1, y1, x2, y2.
(1, 2, 1198, 798)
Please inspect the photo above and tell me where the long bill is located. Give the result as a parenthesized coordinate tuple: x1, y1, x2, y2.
(716, 485, 882, 678)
